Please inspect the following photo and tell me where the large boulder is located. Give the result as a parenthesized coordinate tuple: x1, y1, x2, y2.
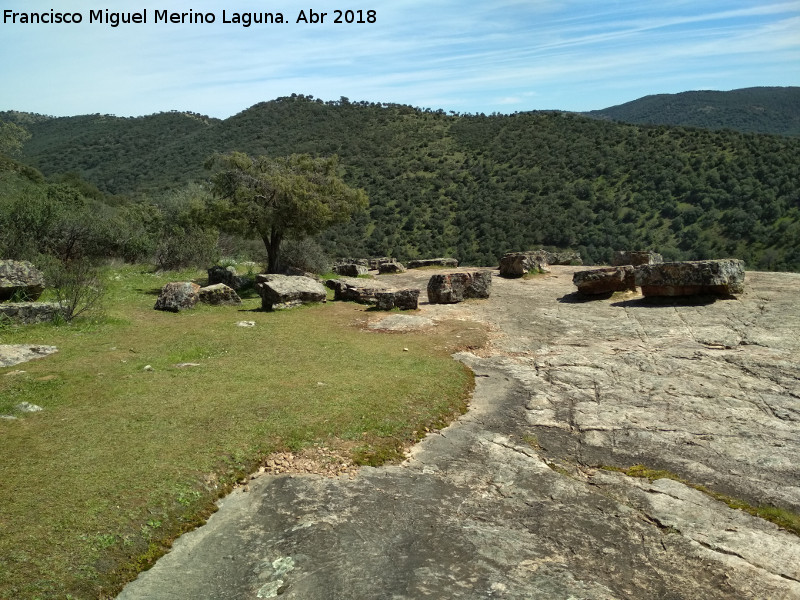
(154, 282, 201, 312)
(427, 272, 492, 304)
(207, 265, 250, 290)
(498, 251, 551, 278)
(612, 251, 663, 267)
(635, 259, 745, 297)
(198, 283, 242, 306)
(407, 258, 459, 269)
(375, 289, 420, 311)
(0, 260, 45, 302)
(573, 266, 636, 295)
(256, 274, 327, 310)
(378, 260, 406, 274)
(334, 263, 369, 277)
(327, 277, 393, 305)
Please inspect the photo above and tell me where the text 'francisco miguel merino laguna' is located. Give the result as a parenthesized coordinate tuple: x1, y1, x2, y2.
(3, 8, 377, 27)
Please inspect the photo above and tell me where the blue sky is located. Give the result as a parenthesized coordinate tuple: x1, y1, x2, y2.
(1, 1, 798, 118)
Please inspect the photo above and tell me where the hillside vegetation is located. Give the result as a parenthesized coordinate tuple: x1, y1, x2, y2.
(2, 93, 800, 271)
(584, 87, 800, 137)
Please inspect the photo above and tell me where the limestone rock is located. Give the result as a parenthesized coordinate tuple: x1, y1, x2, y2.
(368, 257, 393, 270)
(573, 266, 636, 295)
(636, 259, 745, 297)
(0, 302, 59, 324)
(499, 250, 581, 277)
(334, 264, 368, 277)
(378, 260, 406, 274)
(154, 282, 201, 312)
(0, 344, 58, 368)
(407, 258, 459, 269)
(0, 260, 45, 302)
(612, 250, 663, 267)
(255, 274, 326, 310)
(498, 251, 551, 277)
(368, 314, 434, 330)
(207, 265, 249, 290)
(328, 277, 393, 305)
(427, 271, 492, 304)
(198, 283, 242, 306)
(335, 258, 370, 269)
(374, 289, 420, 311)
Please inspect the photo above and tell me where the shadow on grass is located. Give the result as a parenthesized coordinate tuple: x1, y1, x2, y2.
(140, 287, 165, 296)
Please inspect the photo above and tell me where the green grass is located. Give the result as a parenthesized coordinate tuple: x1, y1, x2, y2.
(603, 464, 800, 537)
(0, 265, 481, 599)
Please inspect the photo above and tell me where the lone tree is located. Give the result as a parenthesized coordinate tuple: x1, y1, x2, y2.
(206, 152, 368, 272)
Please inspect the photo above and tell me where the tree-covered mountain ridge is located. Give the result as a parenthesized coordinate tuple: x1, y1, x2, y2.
(2, 91, 799, 271)
(584, 87, 800, 137)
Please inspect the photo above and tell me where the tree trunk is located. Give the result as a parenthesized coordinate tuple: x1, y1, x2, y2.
(263, 228, 283, 273)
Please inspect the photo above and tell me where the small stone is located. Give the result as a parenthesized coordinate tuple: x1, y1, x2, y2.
(143, 365, 154, 372)
(236, 321, 256, 328)
(403, 348, 409, 352)
(15, 402, 43, 413)
(174, 363, 200, 368)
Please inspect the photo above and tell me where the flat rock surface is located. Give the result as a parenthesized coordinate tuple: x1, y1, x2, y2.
(118, 267, 800, 600)
(0, 344, 58, 368)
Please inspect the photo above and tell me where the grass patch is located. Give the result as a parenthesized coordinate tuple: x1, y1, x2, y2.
(522, 268, 548, 279)
(602, 464, 800, 537)
(0, 264, 480, 599)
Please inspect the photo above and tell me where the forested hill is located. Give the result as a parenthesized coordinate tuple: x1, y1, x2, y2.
(2, 94, 800, 270)
(584, 87, 800, 137)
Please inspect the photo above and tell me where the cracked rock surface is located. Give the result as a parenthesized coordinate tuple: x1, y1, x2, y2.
(117, 267, 799, 599)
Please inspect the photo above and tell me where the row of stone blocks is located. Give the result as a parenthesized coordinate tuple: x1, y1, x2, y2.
(572, 259, 746, 297)
(333, 257, 460, 278)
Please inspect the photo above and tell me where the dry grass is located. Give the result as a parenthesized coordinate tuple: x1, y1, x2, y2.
(0, 265, 483, 599)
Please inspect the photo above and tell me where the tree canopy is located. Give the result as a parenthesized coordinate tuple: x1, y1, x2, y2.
(205, 152, 368, 272)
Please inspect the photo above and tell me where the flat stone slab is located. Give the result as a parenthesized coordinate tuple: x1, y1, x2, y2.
(407, 258, 459, 269)
(0, 344, 58, 368)
(612, 250, 663, 266)
(256, 275, 327, 311)
(327, 277, 394, 305)
(368, 315, 435, 331)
